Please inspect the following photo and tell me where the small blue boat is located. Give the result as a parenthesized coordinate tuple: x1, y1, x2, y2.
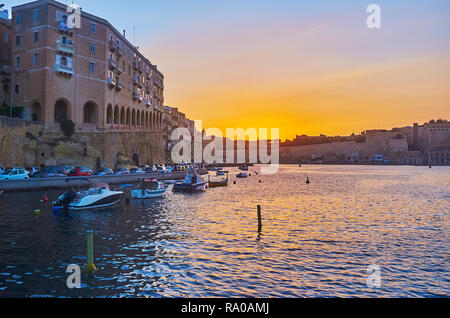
(173, 169, 207, 193)
(236, 172, 248, 178)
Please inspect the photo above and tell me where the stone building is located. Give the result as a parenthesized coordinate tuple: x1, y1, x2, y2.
(0, 0, 168, 168)
(0, 9, 11, 106)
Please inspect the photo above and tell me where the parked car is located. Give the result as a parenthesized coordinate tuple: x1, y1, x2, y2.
(63, 166, 74, 175)
(0, 168, 30, 180)
(156, 164, 166, 172)
(68, 167, 92, 177)
(0, 164, 5, 175)
(130, 168, 145, 175)
(94, 168, 114, 176)
(33, 166, 66, 178)
(165, 166, 174, 173)
(114, 168, 130, 175)
(25, 167, 40, 177)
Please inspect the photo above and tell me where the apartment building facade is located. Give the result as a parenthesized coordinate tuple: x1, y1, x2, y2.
(10, 0, 165, 131)
(0, 10, 11, 105)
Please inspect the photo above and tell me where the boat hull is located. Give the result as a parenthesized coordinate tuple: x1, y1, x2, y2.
(208, 181, 228, 188)
(173, 182, 207, 193)
(131, 188, 167, 199)
(69, 192, 123, 211)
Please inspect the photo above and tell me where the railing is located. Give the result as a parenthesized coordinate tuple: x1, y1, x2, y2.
(115, 83, 123, 91)
(55, 63, 73, 75)
(107, 77, 116, 87)
(108, 40, 116, 52)
(56, 41, 74, 55)
(108, 59, 117, 70)
(116, 65, 123, 74)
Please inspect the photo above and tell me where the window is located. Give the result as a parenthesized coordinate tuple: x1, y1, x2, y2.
(15, 56, 20, 67)
(34, 32, 39, 42)
(15, 35, 20, 46)
(16, 15, 21, 25)
(89, 62, 95, 73)
(3, 33, 8, 43)
(34, 9, 39, 23)
(90, 23, 96, 34)
(90, 42, 96, 54)
(14, 84, 20, 95)
(33, 53, 38, 65)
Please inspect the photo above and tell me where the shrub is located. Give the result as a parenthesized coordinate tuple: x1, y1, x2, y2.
(60, 118, 75, 138)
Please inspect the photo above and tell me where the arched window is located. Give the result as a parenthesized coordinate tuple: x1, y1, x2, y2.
(106, 104, 113, 124)
(83, 102, 97, 125)
(114, 105, 120, 125)
(54, 99, 69, 123)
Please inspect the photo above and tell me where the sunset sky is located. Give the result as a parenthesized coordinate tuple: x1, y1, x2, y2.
(11, 0, 450, 140)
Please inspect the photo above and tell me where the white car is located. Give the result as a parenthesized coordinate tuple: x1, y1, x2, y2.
(0, 168, 30, 180)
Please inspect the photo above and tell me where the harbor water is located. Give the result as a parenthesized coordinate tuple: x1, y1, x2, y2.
(0, 165, 448, 297)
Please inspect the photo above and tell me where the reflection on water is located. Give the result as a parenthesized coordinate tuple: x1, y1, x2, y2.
(0, 165, 448, 297)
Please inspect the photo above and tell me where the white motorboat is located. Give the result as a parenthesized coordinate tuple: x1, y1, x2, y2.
(131, 179, 168, 199)
(53, 183, 123, 211)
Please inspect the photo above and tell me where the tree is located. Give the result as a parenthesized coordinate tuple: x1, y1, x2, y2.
(60, 118, 75, 138)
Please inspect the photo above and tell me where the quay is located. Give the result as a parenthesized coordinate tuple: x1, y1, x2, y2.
(0, 169, 208, 193)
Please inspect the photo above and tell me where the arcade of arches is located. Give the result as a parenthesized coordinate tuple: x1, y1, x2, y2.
(35, 100, 164, 130)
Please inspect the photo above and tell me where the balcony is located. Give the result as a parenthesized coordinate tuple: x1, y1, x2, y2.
(145, 99, 151, 107)
(55, 63, 73, 76)
(58, 22, 73, 35)
(107, 77, 116, 88)
(154, 79, 164, 88)
(138, 64, 143, 74)
(145, 84, 151, 94)
(137, 81, 143, 88)
(115, 82, 123, 91)
(146, 72, 151, 80)
(133, 92, 143, 102)
(132, 75, 139, 85)
(116, 65, 123, 75)
(108, 40, 116, 52)
(116, 46, 122, 57)
(56, 41, 74, 55)
(133, 60, 138, 70)
(108, 59, 117, 71)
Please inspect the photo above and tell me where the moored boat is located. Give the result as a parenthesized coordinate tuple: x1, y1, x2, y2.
(236, 172, 248, 178)
(131, 179, 168, 199)
(173, 169, 207, 193)
(53, 183, 123, 211)
(238, 165, 249, 171)
(208, 173, 229, 188)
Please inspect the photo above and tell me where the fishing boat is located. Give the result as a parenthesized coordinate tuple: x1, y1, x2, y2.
(131, 179, 168, 199)
(236, 172, 248, 178)
(208, 173, 229, 188)
(173, 169, 207, 193)
(216, 170, 226, 176)
(53, 183, 123, 211)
